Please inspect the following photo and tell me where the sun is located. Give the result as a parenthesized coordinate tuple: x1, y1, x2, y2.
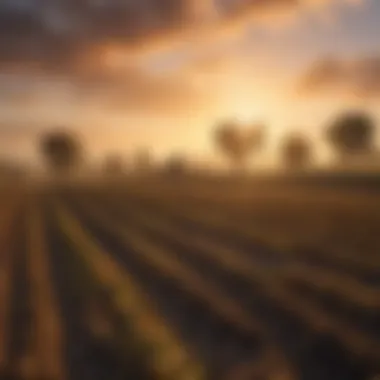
(233, 102, 265, 125)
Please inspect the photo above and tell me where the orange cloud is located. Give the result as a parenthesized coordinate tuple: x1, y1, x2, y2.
(79, 69, 214, 117)
(298, 56, 380, 98)
(0, 0, 365, 129)
(0, 0, 363, 75)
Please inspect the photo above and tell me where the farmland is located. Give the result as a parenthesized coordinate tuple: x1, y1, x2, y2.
(0, 177, 380, 380)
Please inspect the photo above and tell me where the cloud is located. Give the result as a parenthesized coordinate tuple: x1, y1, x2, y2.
(0, 0, 362, 75)
(0, 68, 213, 122)
(298, 56, 380, 98)
(0, 0, 363, 126)
(75, 69, 213, 117)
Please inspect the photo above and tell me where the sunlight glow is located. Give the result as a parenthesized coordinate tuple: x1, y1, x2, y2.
(230, 99, 266, 126)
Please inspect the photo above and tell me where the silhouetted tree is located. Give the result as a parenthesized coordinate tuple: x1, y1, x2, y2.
(214, 120, 264, 170)
(281, 135, 312, 170)
(164, 154, 188, 177)
(134, 148, 152, 173)
(0, 160, 28, 182)
(327, 112, 375, 159)
(40, 129, 82, 173)
(103, 154, 124, 175)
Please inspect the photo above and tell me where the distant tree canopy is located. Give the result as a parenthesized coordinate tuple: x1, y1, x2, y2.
(214, 120, 264, 169)
(281, 135, 312, 170)
(40, 129, 82, 173)
(327, 112, 375, 158)
(0, 160, 27, 181)
(164, 154, 188, 177)
(103, 154, 124, 175)
(134, 148, 152, 172)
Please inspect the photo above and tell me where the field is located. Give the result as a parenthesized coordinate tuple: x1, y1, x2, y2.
(0, 176, 380, 380)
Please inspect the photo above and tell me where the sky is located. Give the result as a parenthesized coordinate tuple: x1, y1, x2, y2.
(1, 0, 380, 167)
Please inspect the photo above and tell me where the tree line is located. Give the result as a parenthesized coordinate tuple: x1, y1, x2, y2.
(215, 111, 377, 171)
(40, 111, 378, 176)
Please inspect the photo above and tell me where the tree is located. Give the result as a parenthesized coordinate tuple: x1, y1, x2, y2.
(164, 154, 188, 177)
(281, 135, 312, 170)
(134, 148, 152, 173)
(214, 120, 264, 170)
(40, 129, 83, 174)
(0, 160, 28, 182)
(327, 112, 375, 159)
(103, 154, 125, 175)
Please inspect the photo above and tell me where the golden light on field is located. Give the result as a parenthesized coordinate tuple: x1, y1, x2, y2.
(1, 2, 380, 377)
